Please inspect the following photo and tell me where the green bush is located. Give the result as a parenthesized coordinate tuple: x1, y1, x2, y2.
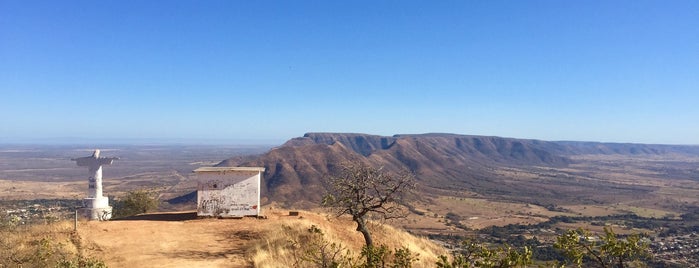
(436, 240, 531, 268)
(112, 189, 159, 218)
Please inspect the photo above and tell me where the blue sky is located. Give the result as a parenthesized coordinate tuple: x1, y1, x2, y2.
(1, 1, 698, 145)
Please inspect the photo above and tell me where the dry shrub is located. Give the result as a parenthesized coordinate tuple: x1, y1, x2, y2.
(0, 219, 106, 267)
(367, 221, 450, 266)
(249, 211, 448, 268)
(249, 214, 354, 267)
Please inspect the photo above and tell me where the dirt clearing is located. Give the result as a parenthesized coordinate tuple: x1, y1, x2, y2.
(78, 212, 270, 267)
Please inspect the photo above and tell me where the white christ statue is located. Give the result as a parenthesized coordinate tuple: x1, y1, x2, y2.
(72, 149, 118, 220)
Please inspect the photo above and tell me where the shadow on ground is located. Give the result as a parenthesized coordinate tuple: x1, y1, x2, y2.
(112, 211, 199, 221)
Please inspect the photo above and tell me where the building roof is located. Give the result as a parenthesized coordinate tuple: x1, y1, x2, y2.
(193, 167, 266, 173)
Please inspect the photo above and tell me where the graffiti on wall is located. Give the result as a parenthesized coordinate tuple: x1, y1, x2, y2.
(196, 171, 261, 217)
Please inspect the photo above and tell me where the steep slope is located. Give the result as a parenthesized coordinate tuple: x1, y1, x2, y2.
(217, 132, 699, 207)
(219, 133, 573, 206)
(224, 140, 368, 207)
(289, 132, 396, 156)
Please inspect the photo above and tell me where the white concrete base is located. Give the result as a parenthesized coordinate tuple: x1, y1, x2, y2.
(82, 196, 112, 220)
(85, 196, 109, 208)
(80, 206, 112, 221)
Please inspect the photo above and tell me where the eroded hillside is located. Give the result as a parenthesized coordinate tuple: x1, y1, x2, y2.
(218, 133, 699, 210)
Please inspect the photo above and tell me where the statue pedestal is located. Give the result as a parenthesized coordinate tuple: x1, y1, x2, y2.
(81, 197, 112, 220)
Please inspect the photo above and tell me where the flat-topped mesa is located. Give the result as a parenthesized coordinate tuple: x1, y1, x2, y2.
(72, 149, 119, 220)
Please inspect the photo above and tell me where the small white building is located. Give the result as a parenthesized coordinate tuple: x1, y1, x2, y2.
(193, 167, 265, 217)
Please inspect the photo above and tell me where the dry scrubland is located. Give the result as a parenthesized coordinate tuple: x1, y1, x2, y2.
(0, 220, 103, 267)
(3, 141, 699, 266)
(65, 209, 446, 267)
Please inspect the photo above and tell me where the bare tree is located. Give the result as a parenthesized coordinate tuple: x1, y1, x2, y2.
(322, 163, 416, 248)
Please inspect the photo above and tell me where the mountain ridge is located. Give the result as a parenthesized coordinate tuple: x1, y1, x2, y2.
(218, 132, 699, 207)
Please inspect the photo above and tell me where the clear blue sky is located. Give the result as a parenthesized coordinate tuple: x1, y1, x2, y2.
(1, 1, 698, 145)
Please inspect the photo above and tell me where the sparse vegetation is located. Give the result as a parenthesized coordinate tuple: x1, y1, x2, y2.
(555, 227, 650, 268)
(322, 163, 416, 248)
(360, 244, 420, 268)
(249, 211, 445, 268)
(436, 239, 532, 268)
(0, 215, 106, 268)
(112, 189, 159, 218)
(285, 224, 355, 267)
(3, 140, 699, 267)
(437, 227, 652, 268)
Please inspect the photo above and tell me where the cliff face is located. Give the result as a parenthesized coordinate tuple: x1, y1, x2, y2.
(288, 133, 397, 156)
(218, 132, 699, 207)
(218, 133, 572, 206)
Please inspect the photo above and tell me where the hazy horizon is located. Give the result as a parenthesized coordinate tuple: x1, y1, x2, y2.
(2, 132, 699, 147)
(0, 136, 284, 146)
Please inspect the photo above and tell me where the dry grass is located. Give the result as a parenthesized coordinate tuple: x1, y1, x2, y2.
(371, 222, 450, 264)
(423, 197, 566, 229)
(15, 209, 446, 267)
(249, 211, 448, 268)
(0, 220, 105, 267)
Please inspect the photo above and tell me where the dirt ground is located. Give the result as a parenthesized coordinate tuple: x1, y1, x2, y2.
(75, 209, 447, 268)
(77, 211, 272, 268)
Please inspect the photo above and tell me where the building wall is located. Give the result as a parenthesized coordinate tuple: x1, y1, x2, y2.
(196, 170, 260, 217)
